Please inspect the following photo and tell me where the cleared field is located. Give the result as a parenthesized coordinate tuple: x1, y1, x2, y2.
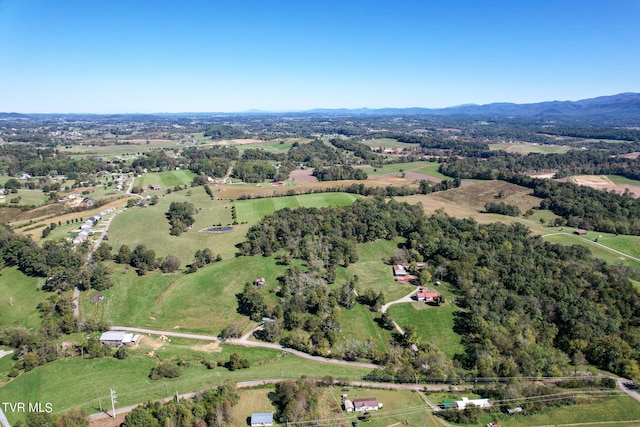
(81, 254, 289, 334)
(388, 300, 464, 359)
(0, 343, 371, 424)
(493, 395, 640, 426)
(1, 188, 49, 207)
(363, 137, 420, 149)
(489, 143, 571, 154)
(235, 192, 360, 223)
(230, 388, 274, 426)
(0, 267, 47, 330)
(363, 161, 449, 180)
(567, 175, 640, 198)
(106, 187, 244, 264)
(59, 140, 184, 160)
(543, 232, 640, 269)
(134, 170, 196, 188)
(338, 302, 393, 352)
(343, 239, 412, 302)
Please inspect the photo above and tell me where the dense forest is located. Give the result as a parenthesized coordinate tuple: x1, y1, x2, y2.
(240, 199, 640, 379)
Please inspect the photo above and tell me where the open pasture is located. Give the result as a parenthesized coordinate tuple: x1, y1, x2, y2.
(59, 140, 184, 160)
(106, 186, 243, 264)
(0, 267, 47, 330)
(234, 192, 360, 223)
(543, 232, 640, 269)
(134, 169, 196, 188)
(567, 174, 640, 198)
(362, 137, 420, 149)
(489, 142, 571, 154)
(363, 161, 449, 180)
(0, 342, 370, 424)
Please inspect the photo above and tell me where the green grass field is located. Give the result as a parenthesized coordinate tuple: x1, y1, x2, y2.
(488, 143, 571, 154)
(543, 232, 640, 269)
(338, 302, 393, 352)
(0, 341, 371, 423)
(0, 188, 49, 207)
(363, 161, 449, 180)
(0, 267, 48, 330)
(363, 138, 420, 149)
(607, 175, 640, 186)
(343, 239, 412, 302)
(235, 192, 361, 223)
(106, 186, 244, 264)
(134, 170, 196, 188)
(59, 141, 184, 161)
(388, 301, 464, 359)
(80, 254, 291, 335)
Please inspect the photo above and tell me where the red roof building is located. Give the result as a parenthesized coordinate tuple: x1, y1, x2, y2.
(415, 291, 439, 301)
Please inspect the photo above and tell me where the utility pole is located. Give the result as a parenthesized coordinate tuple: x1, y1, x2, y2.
(110, 389, 117, 418)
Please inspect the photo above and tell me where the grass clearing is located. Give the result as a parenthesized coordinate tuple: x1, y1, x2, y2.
(345, 239, 411, 302)
(0, 267, 47, 330)
(0, 343, 371, 423)
(134, 170, 196, 188)
(235, 192, 360, 223)
(363, 138, 420, 149)
(543, 232, 640, 269)
(363, 161, 449, 180)
(388, 301, 464, 359)
(338, 303, 393, 352)
(489, 143, 571, 154)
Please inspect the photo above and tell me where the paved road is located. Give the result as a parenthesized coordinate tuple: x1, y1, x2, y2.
(111, 326, 379, 369)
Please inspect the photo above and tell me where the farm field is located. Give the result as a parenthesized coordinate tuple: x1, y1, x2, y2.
(543, 232, 640, 269)
(80, 254, 288, 334)
(235, 192, 361, 223)
(106, 186, 243, 264)
(0, 341, 371, 424)
(363, 160, 449, 180)
(0, 267, 47, 330)
(362, 137, 420, 149)
(566, 175, 640, 198)
(489, 142, 571, 154)
(59, 140, 184, 160)
(134, 169, 196, 188)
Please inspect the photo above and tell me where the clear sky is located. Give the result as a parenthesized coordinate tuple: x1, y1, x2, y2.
(1, 0, 639, 113)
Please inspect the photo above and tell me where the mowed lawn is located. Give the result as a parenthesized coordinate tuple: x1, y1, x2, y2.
(362, 137, 420, 149)
(135, 170, 196, 188)
(338, 302, 393, 352)
(489, 143, 571, 154)
(0, 267, 48, 330)
(235, 192, 361, 223)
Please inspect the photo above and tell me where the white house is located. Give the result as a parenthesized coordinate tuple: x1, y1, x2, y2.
(455, 397, 491, 410)
(353, 398, 382, 412)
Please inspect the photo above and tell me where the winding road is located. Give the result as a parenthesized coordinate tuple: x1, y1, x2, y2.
(380, 287, 420, 335)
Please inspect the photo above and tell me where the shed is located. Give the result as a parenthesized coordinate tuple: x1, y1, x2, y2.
(343, 399, 354, 412)
(250, 412, 273, 426)
(393, 265, 407, 276)
(99, 331, 140, 346)
(574, 229, 588, 236)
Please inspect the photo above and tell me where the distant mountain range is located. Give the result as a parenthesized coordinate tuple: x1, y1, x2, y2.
(2, 93, 639, 121)
(306, 93, 640, 119)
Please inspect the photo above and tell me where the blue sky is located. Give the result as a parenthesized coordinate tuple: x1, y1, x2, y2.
(0, 0, 639, 113)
